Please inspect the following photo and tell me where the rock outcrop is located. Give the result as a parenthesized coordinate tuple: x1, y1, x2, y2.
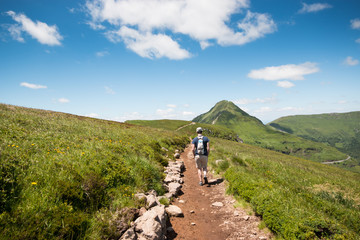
(120, 155, 185, 240)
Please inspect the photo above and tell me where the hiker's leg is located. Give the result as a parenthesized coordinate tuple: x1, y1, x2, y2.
(195, 155, 203, 183)
(203, 155, 208, 177)
(197, 168, 202, 182)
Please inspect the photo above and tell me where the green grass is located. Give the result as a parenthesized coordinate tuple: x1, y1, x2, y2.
(0, 104, 188, 239)
(209, 138, 360, 239)
(2, 103, 360, 239)
(127, 119, 241, 142)
(126, 119, 191, 131)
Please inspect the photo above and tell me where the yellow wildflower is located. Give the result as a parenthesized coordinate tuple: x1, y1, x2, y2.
(31, 182, 37, 185)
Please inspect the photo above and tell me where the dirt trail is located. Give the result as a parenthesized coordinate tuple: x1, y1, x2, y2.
(167, 146, 272, 240)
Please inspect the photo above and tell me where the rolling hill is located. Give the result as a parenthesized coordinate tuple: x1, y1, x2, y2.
(1, 103, 359, 239)
(268, 112, 360, 158)
(192, 100, 348, 164)
(268, 112, 360, 172)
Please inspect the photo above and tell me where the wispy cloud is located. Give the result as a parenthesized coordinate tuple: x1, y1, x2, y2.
(156, 108, 175, 118)
(277, 81, 295, 88)
(85, 0, 276, 60)
(351, 18, 360, 30)
(298, 3, 332, 14)
(167, 104, 177, 108)
(58, 98, 70, 103)
(96, 50, 109, 57)
(233, 95, 277, 105)
(356, 38, 360, 44)
(248, 62, 319, 88)
(344, 56, 359, 66)
(6, 11, 63, 46)
(104, 86, 115, 94)
(20, 82, 47, 89)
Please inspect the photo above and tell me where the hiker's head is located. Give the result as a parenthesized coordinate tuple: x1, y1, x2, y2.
(196, 127, 203, 134)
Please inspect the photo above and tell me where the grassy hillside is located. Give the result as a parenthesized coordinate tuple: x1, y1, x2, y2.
(209, 138, 360, 239)
(127, 119, 241, 142)
(192, 100, 347, 164)
(0, 104, 188, 239)
(127, 118, 360, 239)
(268, 112, 360, 162)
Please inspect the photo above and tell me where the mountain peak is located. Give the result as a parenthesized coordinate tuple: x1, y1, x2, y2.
(192, 100, 262, 125)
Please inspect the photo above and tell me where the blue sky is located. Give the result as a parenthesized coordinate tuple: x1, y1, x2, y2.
(1, 0, 359, 123)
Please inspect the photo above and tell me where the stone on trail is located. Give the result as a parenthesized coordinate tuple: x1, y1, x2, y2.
(134, 205, 166, 240)
(168, 182, 181, 196)
(212, 202, 224, 207)
(165, 205, 184, 217)
(174, 153, 180, 159)
(146, 194, 159, 208)
(120, 227, 136, 240)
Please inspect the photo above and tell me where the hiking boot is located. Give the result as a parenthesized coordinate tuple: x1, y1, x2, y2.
(204, 177, 208, 184)
(199, 181, 203, 186)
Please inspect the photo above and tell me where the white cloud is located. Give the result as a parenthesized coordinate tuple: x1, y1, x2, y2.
(351, 18, 360, 30)
(58, 98, 70, 103)
(344, 56, 359, 66)
(6, 11, 63, 46)
(182, 111, 195, 116)
(85, 0, 276, 59)
(233, 95, 277, 105)
(20, 82, 47, 89)
(248, 62, 319, 81)
(156, 108, 175, 117)
(96, 50, 109, 57)
(337, 100, 347, 104)
(107, 27, 191, 60)
(277, 107, 303, 112)
(299, 3, 332, 14)
(167, 104, 177, 108)
(104, 86, 115, 94)
(254, 106, 272, 113)
(277, 81, 295, 88)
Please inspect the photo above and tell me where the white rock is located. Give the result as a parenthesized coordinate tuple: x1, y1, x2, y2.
(234, 211, 240, 216)
(134, 205, 166, 240)
(212, 202, 224, 207)
(165, 205, 184, 217)
(179, 200, 185, 204)
(146, 194, 159, 208)
(168, 182, 181, 196)
(120, 227, 136, 240)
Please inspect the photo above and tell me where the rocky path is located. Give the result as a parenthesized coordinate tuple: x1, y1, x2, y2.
(322, 155, 351, 164)
(166, 146, 272, 240)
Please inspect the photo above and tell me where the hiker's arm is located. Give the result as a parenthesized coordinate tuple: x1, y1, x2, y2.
(191, 143, 196, 157)
(207, 142, 210, 156)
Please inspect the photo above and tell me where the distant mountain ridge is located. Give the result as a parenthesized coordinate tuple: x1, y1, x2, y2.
(268, 111, 360, 160)
(192, 100, 349, 166)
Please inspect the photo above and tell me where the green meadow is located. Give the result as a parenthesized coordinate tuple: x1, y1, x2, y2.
(1, 104, 360, 239)
(128, 119, 360, 239)
(0, 104, 188, 239)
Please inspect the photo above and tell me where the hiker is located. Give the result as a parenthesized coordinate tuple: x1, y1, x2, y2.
(191, 127, 210, 186)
